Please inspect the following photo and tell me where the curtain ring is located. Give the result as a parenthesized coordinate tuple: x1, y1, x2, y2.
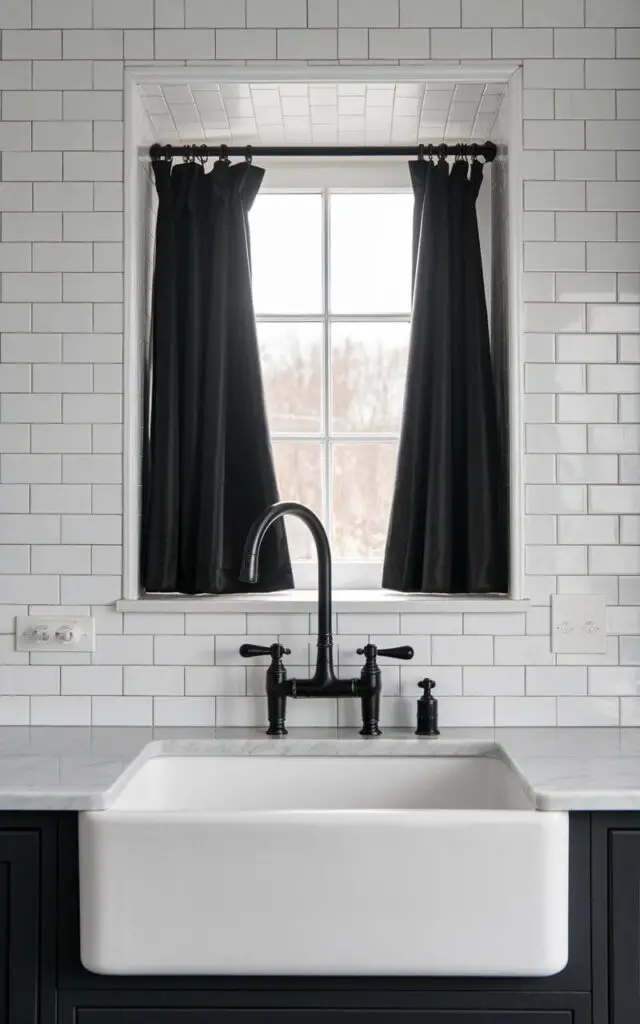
(164, 144, 173, 164)
(417, 143, 425, 161)
(198, 144, 208, 166)
(427, 144, 434, 163)
(219, 144, 229, 165)
(245, 145, 253, 164)
(437, 143, 447, 162)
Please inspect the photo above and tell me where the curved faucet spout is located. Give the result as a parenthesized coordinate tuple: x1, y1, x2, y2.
(239, 501, 332, 640)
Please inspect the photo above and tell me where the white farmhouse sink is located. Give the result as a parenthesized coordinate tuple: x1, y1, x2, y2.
(79, 753, 568, 977)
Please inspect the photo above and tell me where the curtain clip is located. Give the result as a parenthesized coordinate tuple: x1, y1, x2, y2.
(219, 144, 230, 165)
(245, 145, 253, 164)
(198, 144, 208, 166)
(417, 143, 425, 162)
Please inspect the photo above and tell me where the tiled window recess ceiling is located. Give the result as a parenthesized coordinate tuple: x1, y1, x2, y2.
(0, 0, 639, 730)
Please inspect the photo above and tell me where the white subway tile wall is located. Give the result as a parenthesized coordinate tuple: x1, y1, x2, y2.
(0, 0, 639, 727)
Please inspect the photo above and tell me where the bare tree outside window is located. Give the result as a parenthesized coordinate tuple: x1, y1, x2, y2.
(250, 190, 412, 572)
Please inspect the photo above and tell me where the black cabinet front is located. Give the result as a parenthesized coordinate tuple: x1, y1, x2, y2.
(0, 831, 41, 1024)
(60, 1002, 591, 1024)
(610, 830, 640, 1024)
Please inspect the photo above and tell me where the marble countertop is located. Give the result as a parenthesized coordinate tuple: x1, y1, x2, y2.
(2, 726, 640, 811)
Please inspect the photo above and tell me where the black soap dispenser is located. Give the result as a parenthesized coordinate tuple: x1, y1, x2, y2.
(416, 679, 439, 736)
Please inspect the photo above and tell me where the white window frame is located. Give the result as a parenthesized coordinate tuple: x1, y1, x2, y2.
(256, 160, 413, 589)
(122, 64, 525, 610)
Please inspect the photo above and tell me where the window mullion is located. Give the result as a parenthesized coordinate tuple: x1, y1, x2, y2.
(323, 187, 332, 548)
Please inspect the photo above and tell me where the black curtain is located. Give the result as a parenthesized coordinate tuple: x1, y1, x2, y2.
(383, 157, 508, 594)
(141, 156, 293, 594)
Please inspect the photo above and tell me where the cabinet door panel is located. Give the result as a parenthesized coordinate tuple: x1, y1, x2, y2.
(610, 830, 640, 1024)
(0, 832, 40, 1024)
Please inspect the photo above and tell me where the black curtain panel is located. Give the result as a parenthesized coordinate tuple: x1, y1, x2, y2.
(383, 157, 509, 594)
(141, 156, 293, 594)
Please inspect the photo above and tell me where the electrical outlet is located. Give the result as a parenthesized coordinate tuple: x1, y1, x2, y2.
(550, 595, 607, 654)
(16, 615, 95, 653)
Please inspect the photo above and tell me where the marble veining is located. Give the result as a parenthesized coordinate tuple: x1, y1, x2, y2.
(1, 727, 640, 811)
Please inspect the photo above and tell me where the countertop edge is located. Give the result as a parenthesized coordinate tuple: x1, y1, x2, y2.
(2, 728, 640, 812)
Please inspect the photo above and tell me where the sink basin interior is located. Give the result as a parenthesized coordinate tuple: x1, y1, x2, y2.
(110, 754, 532, 812)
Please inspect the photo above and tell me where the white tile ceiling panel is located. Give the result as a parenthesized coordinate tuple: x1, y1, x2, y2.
(144, 81, 506, 147)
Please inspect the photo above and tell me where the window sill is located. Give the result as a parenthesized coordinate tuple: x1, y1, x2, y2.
(117, 591, 529, 614)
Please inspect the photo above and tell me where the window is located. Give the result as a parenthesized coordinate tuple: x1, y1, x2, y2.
(249, 178, 414, 588)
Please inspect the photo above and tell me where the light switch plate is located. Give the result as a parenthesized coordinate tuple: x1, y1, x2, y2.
(16, 615, 95, 653)
(551, 595, 607, 654)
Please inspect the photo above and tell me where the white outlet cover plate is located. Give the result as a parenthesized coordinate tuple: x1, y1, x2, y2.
(551, 595, 607, 654)
(16, 615, 95, 653)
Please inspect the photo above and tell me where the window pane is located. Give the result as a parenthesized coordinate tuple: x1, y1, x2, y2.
(331, 321, 409, 434)
(331, 443, 397, 560)
(258, 322, 323, 434)
(272, 442, 323, 560)
(250, 194, 323, 314)
(329, 193, 413, 314)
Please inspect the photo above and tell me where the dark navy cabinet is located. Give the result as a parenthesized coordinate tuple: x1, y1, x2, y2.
(58, 1004, 592, 1024)
(0, 810, 637, 1024)
(0, 818, 56, 1024)
(592, 816, 640, 1024)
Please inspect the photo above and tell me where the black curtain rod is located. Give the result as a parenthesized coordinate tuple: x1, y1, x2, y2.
(149, 140, 497, 163)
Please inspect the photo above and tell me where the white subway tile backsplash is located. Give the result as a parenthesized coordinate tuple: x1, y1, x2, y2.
(94, 634, 152, 665)
(92, 695, 152, 725)
(589, 666, 640, 694)
(619, 395, 640, 422)
(399, 0, 458, 25)
(524, 121, 585, 150)
(153, 696, 213, 727)
(432, 635, 493, 665)
(557, 695, 620, 725)
(156, 634, 214, 665)
(401, 613, 462, 634)
(3, 29, 61, 59)
(556, 333, 617, 361)
(524, 241, 585, 270)
(526, 424, 586, 453)
(431, 27, 490, 57)
(31, 695, 91, 725)
(62, 665, 123, 695)
(589, 424, 640, 452)
(555, 28, 615, 57)
(495, 696, 556, 725)
(555, 89, 616, 119)
(525, 453, 556, 483)
(526, 363, 586, 392)
(464, 666, 524, 695)
(588, 363, 640, 391)
(464, 613, 525, 635)
(124, 665, 184, 695)
(587, 181, 640, 210)
(558, 514, 618, 543)
(185, 666, 245, 696)
(556, 212, 616, 241)
(525, 181, 586, 211)
(524, 304, 586, 333)
(495, 636, 554, 665)
(493, 29, 552, 57)
(557, 272, 616, 302)
(523, 59, 584, 89)
(0, 0, 636, 729)
(555, 151, 616, 180)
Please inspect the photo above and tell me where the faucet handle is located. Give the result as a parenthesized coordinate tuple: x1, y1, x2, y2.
(377, 645, 414, 660)
(239, 643, 291, 659)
